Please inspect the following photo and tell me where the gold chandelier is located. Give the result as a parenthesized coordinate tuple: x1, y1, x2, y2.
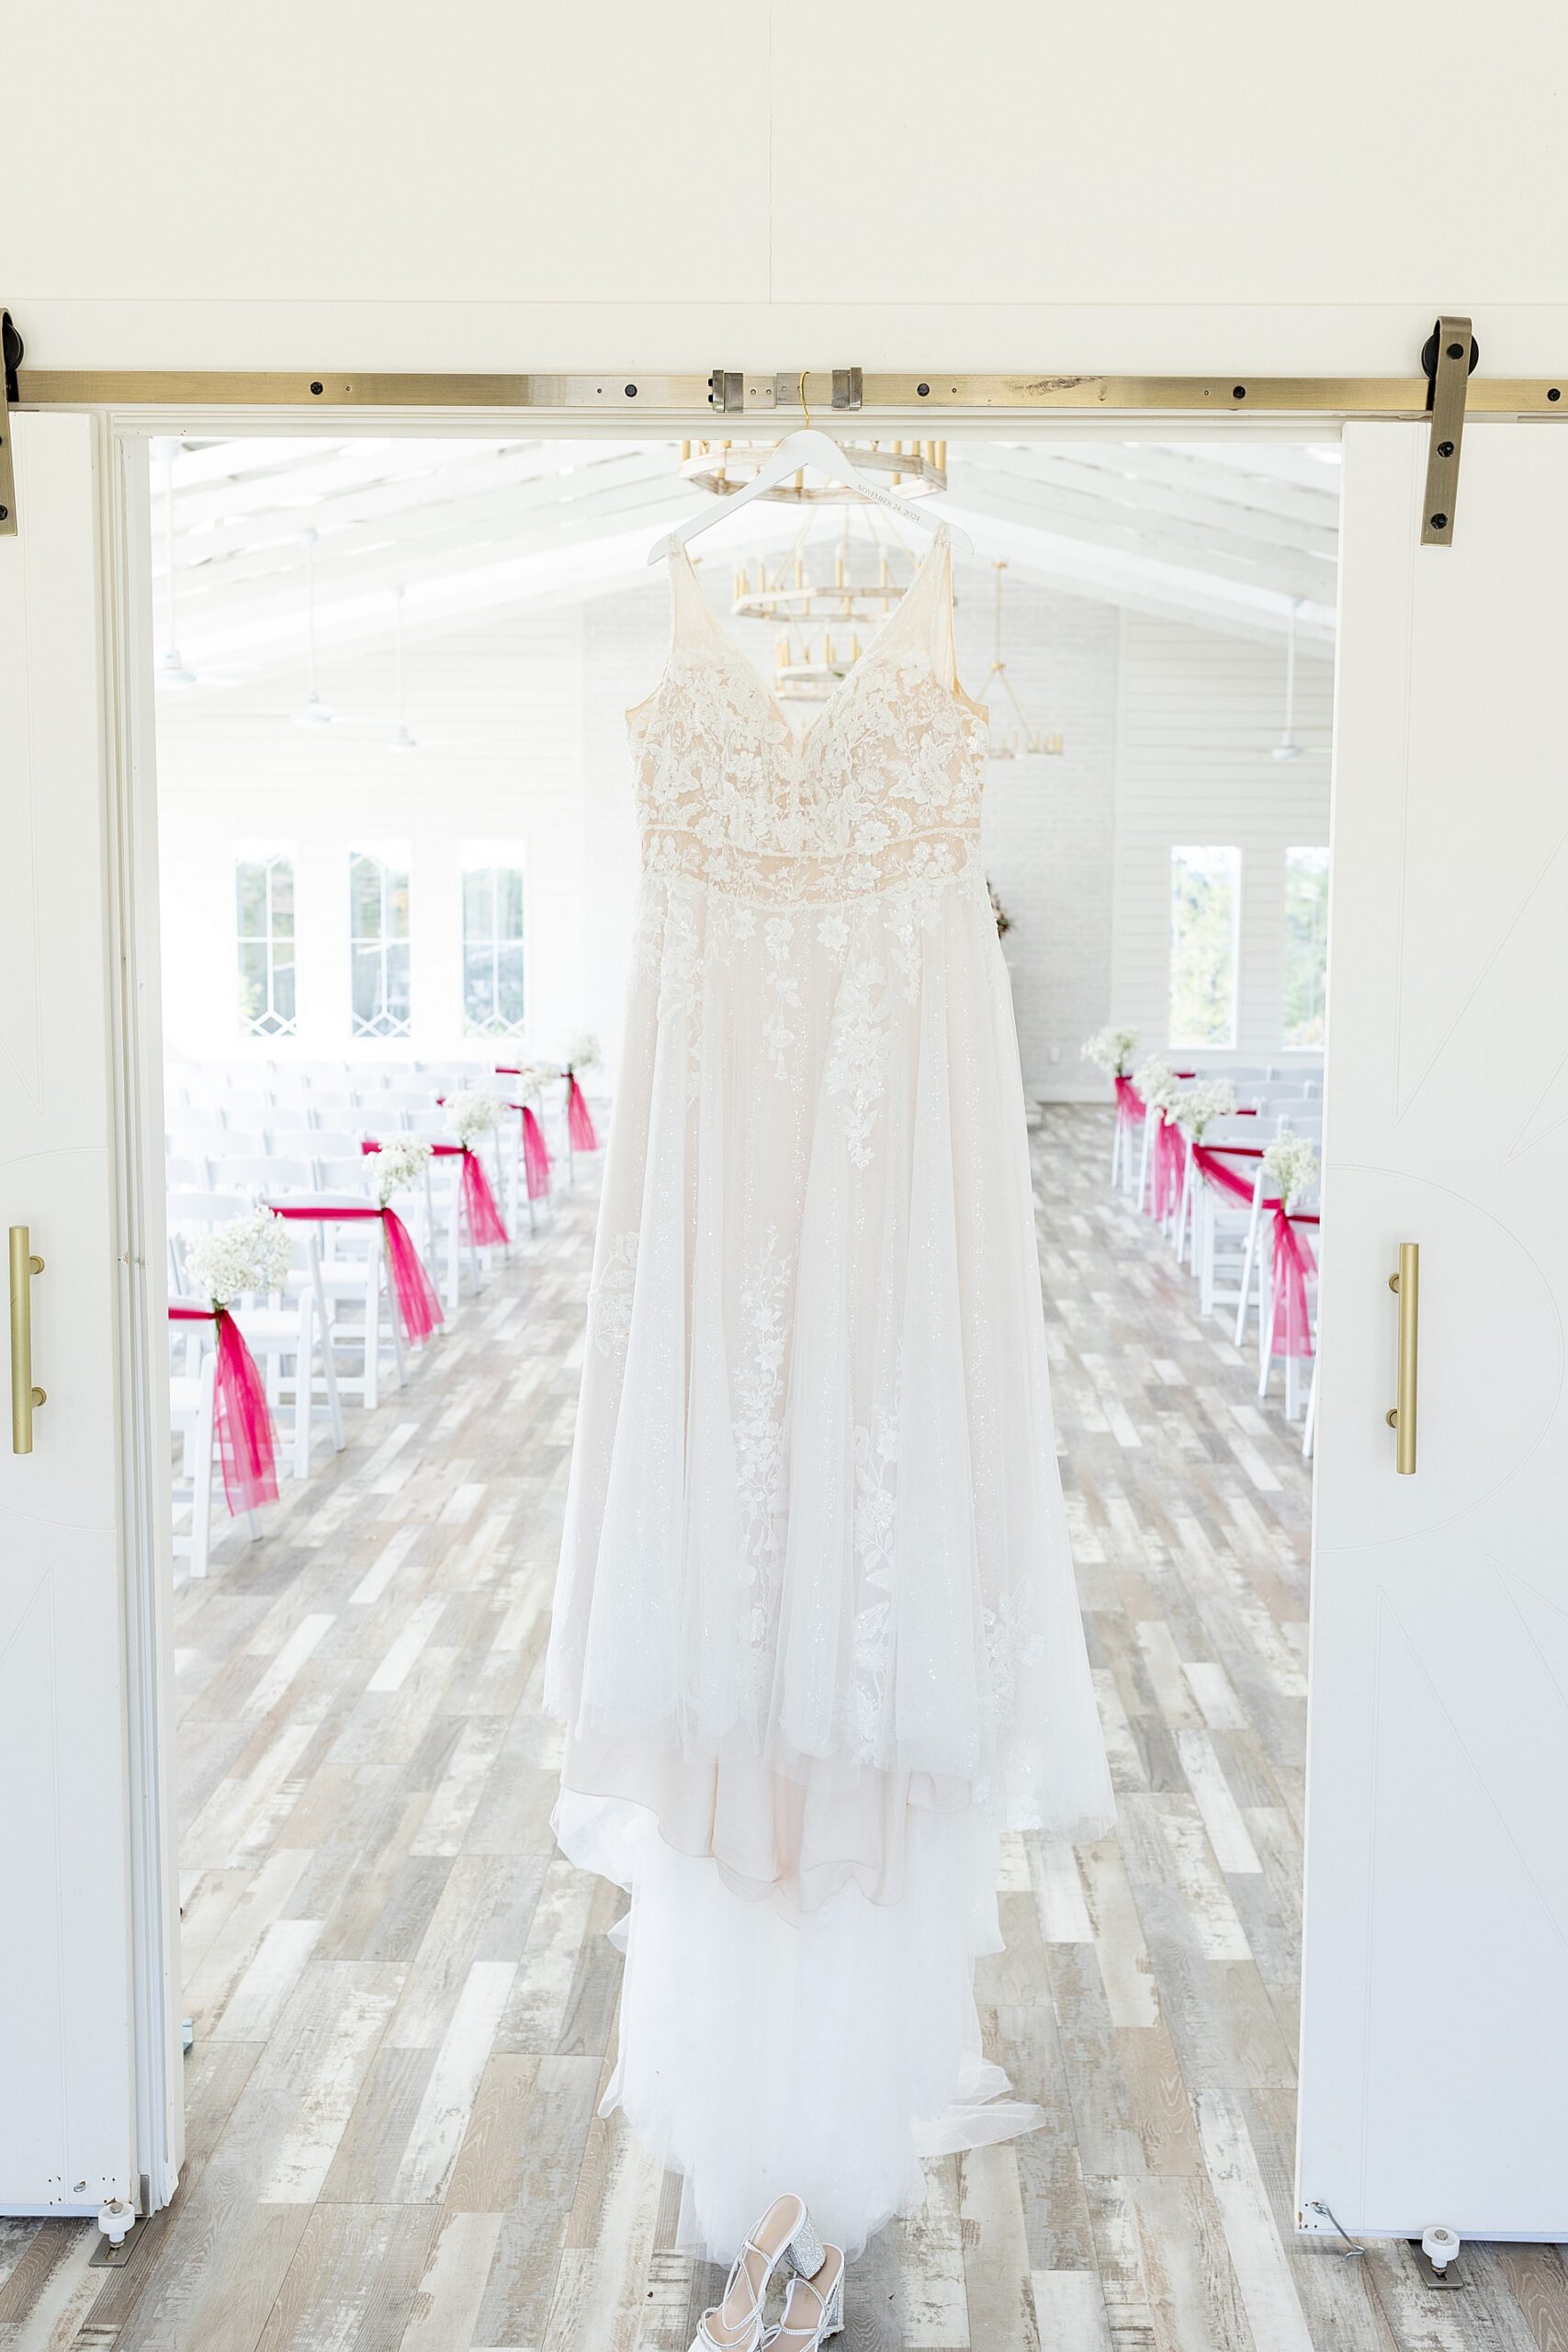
(682, 437, 948, 503)
(728, 513, 928, 704)
(987, 561, 1064, 759)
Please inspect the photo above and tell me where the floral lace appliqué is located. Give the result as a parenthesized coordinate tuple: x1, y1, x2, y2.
(825, 952, 891, 1167)
(631, 637, 986, 908)
(849, 1411, 899, 1755)
(983, 1583, 1046, 1733)
(762, 915, 800, 1079)
(732, 1228, 791, 1694)
(587, 1231, 639, 1362)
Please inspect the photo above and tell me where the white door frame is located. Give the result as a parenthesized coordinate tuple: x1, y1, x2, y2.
(80, 395, 1361, 2215)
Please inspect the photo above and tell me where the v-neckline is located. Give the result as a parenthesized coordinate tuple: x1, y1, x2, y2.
(675, 528, 948, 743)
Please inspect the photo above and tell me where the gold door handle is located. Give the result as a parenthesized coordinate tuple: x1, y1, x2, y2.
(1385, 1239, 1419, 1475)
(9, 1225, 46, 1455)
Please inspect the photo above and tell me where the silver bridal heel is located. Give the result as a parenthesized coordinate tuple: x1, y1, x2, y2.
(691, 2196, 827, 2352)
(761, 2245, 845, 2349)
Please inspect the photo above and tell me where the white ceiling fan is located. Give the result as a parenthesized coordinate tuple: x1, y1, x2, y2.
(1269, 599, 1329, 763)
(292, 527, 336, 728)
(373, 584, 485, 752)
(385, 585, 418, 752)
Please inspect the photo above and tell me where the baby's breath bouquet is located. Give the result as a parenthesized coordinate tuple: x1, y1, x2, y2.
(566, 1031, 601, 1074)
(507, 1060, 558, 1106)
(1175, 1079, 1236, 1142)
(374, 1135, 433, 1206)
(1134, 1055, 1180, 1115)
(446, 1089, 505, 1148)
(1261, 1132, 1320, 1211)
(1081, 1025, 1137, 1078)
(184, 1209, 293, 1306)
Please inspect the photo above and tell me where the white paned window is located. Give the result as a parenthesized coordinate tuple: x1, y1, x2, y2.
(1283, 844, 1330, 1048)
(349, 846, 412, 1039)
(234, 847, 296, 1037)
(1168, 844, 1240, 1049)
(461, 842, 526, 1038)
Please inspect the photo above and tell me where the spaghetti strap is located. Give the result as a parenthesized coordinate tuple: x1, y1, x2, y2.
(670, 541, 722, 641)
(883, 525, 957, 682)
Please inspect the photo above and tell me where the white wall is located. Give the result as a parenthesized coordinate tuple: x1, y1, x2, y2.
(10, 2, 1568, 378)
(1110, 613, 1333, 1069)
(957, 571, 1121, 1091)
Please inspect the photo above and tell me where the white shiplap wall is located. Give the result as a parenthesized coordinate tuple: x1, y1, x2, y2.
(1110, 612, 1333, 1069)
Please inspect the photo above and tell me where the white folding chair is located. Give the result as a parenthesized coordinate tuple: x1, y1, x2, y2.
(278, 1193, 408, 1410)
(1108, 1094, 1126, 1193)
(316, 1154, 378, 1193)
(167, 1125, 236, 1163)
(499, 1105, 544, 1237)
(220, 1155, 318, 1197)
(307, 1129, 368, 1168)
(164, 1188, 257, 1295)
(1258, 1210, 1320, 1420)
(231, 1283, 344, 1478)
(1180, 1114, 1266, 1303)
(168, 1330, 259, 1577)
(423, 1153, 483, 1315)
(1234, 1122, 1322, 1347)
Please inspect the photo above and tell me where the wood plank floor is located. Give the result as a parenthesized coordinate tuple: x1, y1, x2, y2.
(4, 1106, 1562, 2351)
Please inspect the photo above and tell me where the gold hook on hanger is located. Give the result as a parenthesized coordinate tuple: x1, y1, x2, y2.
(798, 368, 812, 430)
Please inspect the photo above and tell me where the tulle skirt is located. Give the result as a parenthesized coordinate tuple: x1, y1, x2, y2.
(554, 1786, 1041, 2260)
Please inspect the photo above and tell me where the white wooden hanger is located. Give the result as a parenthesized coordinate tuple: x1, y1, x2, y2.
(649, 390, 973, 563)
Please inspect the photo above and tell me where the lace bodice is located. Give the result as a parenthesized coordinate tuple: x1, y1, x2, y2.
(630, 532, 987, 905)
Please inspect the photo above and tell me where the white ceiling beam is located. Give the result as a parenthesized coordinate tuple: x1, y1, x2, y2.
(964, 443, 1338, 552)
(944, 468, 1335, 609)
(165, 469, 700, 640)
(166, 448, 678, 604)
(939, 500, 1335, 648)
(1154, 436, 1344, 493)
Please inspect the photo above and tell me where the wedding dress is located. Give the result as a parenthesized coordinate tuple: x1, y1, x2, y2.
(547, 530, 1113, 2261)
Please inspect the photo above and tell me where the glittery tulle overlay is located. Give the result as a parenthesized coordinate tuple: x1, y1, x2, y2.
(546, 533, 1113, 2259)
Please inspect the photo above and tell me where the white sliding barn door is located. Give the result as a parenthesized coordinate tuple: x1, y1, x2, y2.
(0, 415, 150, 2221)
(1297, 423, 1568, 2241)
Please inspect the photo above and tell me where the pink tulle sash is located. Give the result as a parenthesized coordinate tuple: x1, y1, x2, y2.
(380, 1207, 445, 1339)
(459, 1147, 511, 1247)
(566, 1073, 598, 1152)
(168, 1302, 278, 1515)
(521, 1103, 553, 1200)
(360, 1137, 510, 1251)
(267, 1200, 444, 1345)
(1151, 1114, 1187, 1219)
(1112, 1072, 1145, 1129)
(1270, 1206, 1319, 1358)
(1190, 1141, 1264, 1206)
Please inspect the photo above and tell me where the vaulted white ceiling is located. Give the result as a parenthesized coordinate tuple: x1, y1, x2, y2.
(150, 433, 1338, 693)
